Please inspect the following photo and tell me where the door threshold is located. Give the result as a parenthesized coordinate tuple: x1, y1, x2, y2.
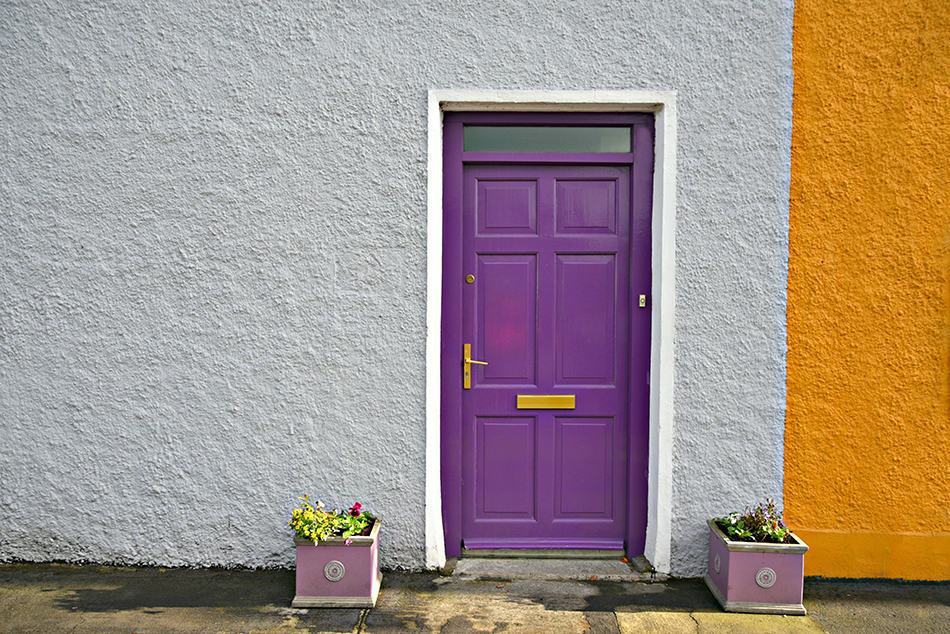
(461, 548, 622, 560)
(452, 557, 663, 582)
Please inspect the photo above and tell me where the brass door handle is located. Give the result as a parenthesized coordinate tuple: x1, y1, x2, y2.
(463, 343, 487, 389)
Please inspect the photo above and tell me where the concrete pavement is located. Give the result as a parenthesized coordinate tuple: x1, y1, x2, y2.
(0, 562, 947, 632)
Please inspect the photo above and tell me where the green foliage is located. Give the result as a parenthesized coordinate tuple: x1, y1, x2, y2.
(288, 496, 376, 544)
(714, 499, 792, 544)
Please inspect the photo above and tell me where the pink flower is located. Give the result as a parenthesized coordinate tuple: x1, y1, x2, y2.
(344, 538, 352, 546)
(349, 502, 362, 517)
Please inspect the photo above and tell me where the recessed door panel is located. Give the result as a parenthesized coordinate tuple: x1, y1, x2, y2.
(555, 179, 617, 235)
(476, 417, 537, 518)
(555, 417, 613, 518)
(477, 179, 539, 236)
(555, 255, 616, 386)
(477, 255, 537, 386)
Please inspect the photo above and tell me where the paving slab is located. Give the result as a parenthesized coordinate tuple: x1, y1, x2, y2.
(616, 611, 822, 633)
(803, 579, 950, 634)
(363, 576, 594, 632)
(617, 610, 695, 632)
(691, 611, 824, 633)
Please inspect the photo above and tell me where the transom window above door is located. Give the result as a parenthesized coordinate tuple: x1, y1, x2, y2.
(463, 126, 631, 153)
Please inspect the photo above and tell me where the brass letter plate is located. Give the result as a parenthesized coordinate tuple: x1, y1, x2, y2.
(516, 394, 576, 409)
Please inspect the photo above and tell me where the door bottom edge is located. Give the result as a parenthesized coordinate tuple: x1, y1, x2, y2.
(463, 538, 624, 552)
(462, 547, 624, 560)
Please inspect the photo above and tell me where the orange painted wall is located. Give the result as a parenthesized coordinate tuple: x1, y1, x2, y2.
(786, 0, 950, 579)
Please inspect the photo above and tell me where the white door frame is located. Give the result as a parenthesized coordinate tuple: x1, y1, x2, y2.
(424, 90, 677, 573)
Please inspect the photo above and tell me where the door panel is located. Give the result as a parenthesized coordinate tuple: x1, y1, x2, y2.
(476, 255, 537, 386)
(461, 164, 630, 549)
(476, 417, 537, 518)
(555, 179, 618, 234)
(555, 254, 616, 385)
(476, 180, 539, 236)
(554, 417, 613, 517)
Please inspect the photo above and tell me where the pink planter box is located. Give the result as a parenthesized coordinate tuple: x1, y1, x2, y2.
(292, 520, 382, 608)
(704, 519, 809, 615)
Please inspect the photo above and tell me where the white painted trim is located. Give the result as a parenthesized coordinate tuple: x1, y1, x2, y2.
(424, 90, 446, 569)
(425, 90, 677, 573)
(644, 98, 677, 574)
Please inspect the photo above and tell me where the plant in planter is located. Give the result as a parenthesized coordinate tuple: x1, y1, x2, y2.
(289, 496, 382, 608)
(705, 499, 809, 615)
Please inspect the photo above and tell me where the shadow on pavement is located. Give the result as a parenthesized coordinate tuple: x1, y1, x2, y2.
(47, 567, 295, 611)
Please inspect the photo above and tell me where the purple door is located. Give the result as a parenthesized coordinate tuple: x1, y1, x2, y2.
(461, 164, 631, 550)
(441, 112, 654, 557)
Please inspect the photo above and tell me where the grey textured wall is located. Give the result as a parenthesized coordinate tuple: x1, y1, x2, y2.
(0, 1, 792, 575)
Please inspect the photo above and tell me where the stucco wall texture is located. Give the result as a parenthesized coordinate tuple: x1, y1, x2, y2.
(786, 0, 950, 579)
(0, 1, 792, 574)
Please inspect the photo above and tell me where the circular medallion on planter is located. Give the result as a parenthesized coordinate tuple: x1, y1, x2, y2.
(755, 567, 777, 588)
(714, 553, 721, 574)
(324, 560, 346, 582)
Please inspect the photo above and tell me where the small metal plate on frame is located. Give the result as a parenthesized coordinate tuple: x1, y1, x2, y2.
(516, 394, 576, 409)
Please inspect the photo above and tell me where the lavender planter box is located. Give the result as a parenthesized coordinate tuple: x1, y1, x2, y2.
(704, 519, 809, 615)
(292, 520, 382, 608)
